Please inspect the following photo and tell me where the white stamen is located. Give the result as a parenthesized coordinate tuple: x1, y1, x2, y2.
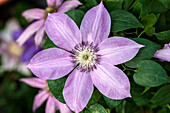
(71, 42, 100, 72)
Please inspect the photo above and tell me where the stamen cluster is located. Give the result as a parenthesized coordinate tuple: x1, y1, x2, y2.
(71, 42, 101, 72)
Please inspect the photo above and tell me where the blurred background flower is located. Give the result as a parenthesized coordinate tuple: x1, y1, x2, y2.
(0, 18, 42, 74)
(0, 1, 45, 113)
(16, 0, 81, 47)
(20, 77, 72, 113)
(0, 0, 79, 112)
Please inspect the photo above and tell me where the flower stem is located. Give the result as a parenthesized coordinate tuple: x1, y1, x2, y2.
(137, 30, 145, 38)
(167, 104, 170, 109)
(122, 64, 136, 72)
(106, 108, 111, 113)
(141, 87, 150, 95)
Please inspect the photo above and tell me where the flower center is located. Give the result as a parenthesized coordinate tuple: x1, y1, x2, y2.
(8, 42, 23, 57)
(45, 83, 53, 96)
(44, 6, 58, 20)
(71, 42, 101, 72)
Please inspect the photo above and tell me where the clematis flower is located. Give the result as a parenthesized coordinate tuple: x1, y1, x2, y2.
(16, 0, 81, 47)
(153, 43, 170, 62)
(0, 18, 42, 75)
(27, 2, 144, 112)
(20, 77, 72, 113)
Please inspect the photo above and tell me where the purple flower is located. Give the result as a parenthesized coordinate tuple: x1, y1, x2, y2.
(27, 2, 143, 112)
(16, 0, 81, 47)
(20, 77, 72, 113)
(153, 43, 170, 62)
(13, 29, 43, 62)
(0, 18, 42, 75)
(0, 18, 28, 74)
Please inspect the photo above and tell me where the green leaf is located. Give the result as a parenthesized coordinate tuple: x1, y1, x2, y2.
(104, 0, 123, 12)
(79, 0, 98, 12)
(115, 101, 126, 113)
(87, 89, 102, 107)
(140, 0, 167, 17)
(82, 109, 91, 113)
(131, 82, 148, 106)
(88, 103, 107, 113)
(123, 0, 133, 10)
(151, 85, 170, 105)
(155, 11, 170, 32)
(145, 27, 155, 37)
(141, 13, 158, 29)
(110, 10, 143, 32)
(103, 96, 122, 108)
(125, 38, 160, 68)
(155, 30, 170, 42)
(141, 13, 158, 36)
(133, 60, 169, 87)
(132, 0, 142, 16)
(48, 77, 67, 103)
(66, 9, 85, 28)
(44, 36, 57, 49)
(159, 0, 170, 9)
(157, 108, 170, 113)
(133, 96, 148, 106)
(161, 62, 170, 71)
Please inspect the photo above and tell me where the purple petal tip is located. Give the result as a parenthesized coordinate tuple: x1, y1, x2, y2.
(128, 93, 132, 98)
(139, 44, 145, 48)
(26, 64, 31, 69)
(20, 78, 24, 82)
(78, 1, 82, 5)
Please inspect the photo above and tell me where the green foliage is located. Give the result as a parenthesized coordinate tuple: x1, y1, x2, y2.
(103, 96, 122, 108)
(110, 10, 143, 33)
(86, 104, 107, 113)
(159, 0, 170, 9)
(140, 0, 167, 17)
(87, 89, 102, 107)
(66, 9, 85, 27)
(155, 30, 170, 43)
(14, 1, 35, 27)
(131, 0, 141, 16)
(104, 0, 123, 12)
(123, 0, 134, 10)
(131, 82, 148, 106)
(79, 0, 98, 12)
(44, 36, 57, 49)
(125, 38, 160, 68)
(48, 77, 67, 103)
(141, 13, 158, 36)
(155, 11, 170, 32)
(133, 60, 169, 87)
(0, 72, 44, 113)
(161, 62, 170, 71)
(151, 85, 170, 105)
